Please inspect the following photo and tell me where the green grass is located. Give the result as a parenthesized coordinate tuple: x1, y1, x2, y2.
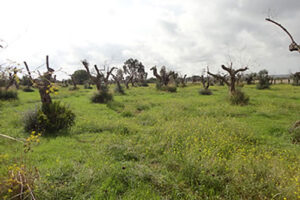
(1, 84, 300, 199)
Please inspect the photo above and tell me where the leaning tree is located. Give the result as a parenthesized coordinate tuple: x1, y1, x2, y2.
(208, 63, 248, 94)
(266, 18, 300, 53)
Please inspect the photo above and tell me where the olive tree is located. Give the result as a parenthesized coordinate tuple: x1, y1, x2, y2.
(208, 63, 249, 105)
(208, 63, 248, 94)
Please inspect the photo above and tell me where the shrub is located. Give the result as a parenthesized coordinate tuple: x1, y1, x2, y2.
(156, 84, 177, 93)
(156, 82, 163, 90)
(114, 85, 125, 95)
(84, 84, 93, 89)
(229, 89, 249, 106)
(69, 87, 79, 91)
(291, 128, 300, 144)
(289, 120, 300, 143)
(121, 111, 134, 117)
(199, 89, 212, 95)
(91, 87, 113, 103)
(107, 101, 125, 112)
(256, 70, 271, 89)
(0, 89, 18, 100)
(24, 101, 75, 134)
(23, 87, 34, 92)
(165, 86, 177, 93)
(139, 82, 149, 87)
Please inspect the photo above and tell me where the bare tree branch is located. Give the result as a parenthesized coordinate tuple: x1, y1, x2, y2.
(266, 18, 300, 53)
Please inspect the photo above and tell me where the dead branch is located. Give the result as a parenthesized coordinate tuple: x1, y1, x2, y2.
(266, 18, 300, 53)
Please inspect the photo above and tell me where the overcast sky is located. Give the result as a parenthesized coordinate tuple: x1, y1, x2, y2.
(0, 0, 299, 79)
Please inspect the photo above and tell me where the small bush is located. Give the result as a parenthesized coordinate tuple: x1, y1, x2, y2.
(289, 120, 300, 143)
(165, 86, 177, 93)
(121, 111, 134, 118)
(156, 82, 163, 90)
(84, 84, 93, 89)
(114, 86, 125, 95)
(136, 104, 150, 112)
(24, 101, 75, 134)
(91, 90, 113, 103)
(256, 70, 271, 89)
(157, 84, 177, 93)
(107, 101, 125, 112)
(0, 89, 18, 100)
(69, 86, 79, 91)
(139, 82, 149, 87)
(199, 89, 212, 95)
(23, 87, 34, 92)
(229, 89, 249, 106)
(291, 128, 300, 144)
(256, 84, 270, 90)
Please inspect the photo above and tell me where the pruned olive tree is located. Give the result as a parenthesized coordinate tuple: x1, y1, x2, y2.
(24, 56, 56, 105)
(199, 68, 212, 95)
(191, 75, 201, 84)
(176, 74, 187, 87)
(23, 56, 75, 133)
(245, 73, 257, 85)
(0, 65, 20, 100)
(112, 68, 125, 94)
(4, 67, 20, 90)
(150, 66, 174, 87)
(69, 75, 78, 90)
(208, 63, 248, 94)
(208, 63, 249, 105)
(150, 66, 176, 92)
(81, 59, 115, 103)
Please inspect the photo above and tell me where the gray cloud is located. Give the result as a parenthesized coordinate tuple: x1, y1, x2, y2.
(1, 0, 299, 79)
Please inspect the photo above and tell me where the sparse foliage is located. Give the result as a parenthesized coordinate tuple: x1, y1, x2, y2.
(245, 73, 257, 85)
(256, 70, 271, 89)
(291, 72, 300, 86)
(123, 58, 147, 88)
(71, 70, 89, 85)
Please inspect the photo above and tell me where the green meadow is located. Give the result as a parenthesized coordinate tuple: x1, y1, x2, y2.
(1, 84, 300, 199)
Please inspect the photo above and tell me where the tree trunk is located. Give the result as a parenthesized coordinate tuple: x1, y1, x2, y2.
(39, 88, 52, 104)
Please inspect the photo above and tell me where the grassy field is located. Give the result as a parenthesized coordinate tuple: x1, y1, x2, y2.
(0, 84, 300, 199)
